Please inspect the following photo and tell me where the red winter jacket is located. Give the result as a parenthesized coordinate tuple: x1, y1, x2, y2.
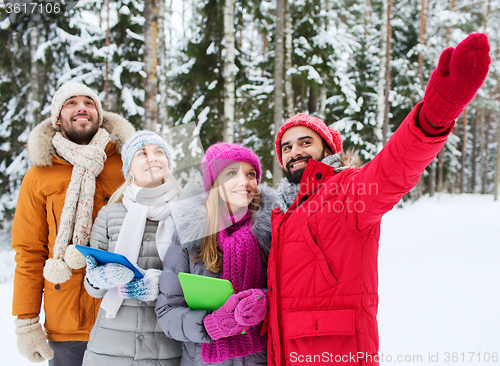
(266, 103, 452, 366)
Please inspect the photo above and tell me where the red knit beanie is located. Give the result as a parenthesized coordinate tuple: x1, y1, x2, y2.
(275, 113, 343, 166)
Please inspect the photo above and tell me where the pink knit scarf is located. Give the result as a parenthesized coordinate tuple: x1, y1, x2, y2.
(201, 208, 267, 363)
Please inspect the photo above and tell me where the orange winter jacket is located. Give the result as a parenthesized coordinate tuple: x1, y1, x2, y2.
(12, 112, 134, 342)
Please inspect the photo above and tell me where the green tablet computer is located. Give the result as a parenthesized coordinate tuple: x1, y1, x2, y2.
(178, 272, 234, 311)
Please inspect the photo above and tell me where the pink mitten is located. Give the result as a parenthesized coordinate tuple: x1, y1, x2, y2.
(421, 33, 490, 130)
(203, 292, 250, 341)
(234, 288, 267, 326)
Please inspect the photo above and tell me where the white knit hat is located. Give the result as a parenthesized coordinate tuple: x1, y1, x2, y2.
(50, 82, 103, 129)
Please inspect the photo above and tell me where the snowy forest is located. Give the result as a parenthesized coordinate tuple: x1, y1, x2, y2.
(1, 0, 500, 228)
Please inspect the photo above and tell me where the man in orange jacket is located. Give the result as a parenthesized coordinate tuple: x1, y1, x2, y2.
(12, 82, 134, 365)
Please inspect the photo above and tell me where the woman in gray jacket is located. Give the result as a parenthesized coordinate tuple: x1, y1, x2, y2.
(82, 131, 183, 366)
(156, 143, 277, 366)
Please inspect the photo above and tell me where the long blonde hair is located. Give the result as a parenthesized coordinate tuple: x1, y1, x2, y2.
(108, 172, 183, 204)
(196, 180, 262, 273)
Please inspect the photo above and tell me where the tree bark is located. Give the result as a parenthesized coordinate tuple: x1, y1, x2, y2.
(104, 0, 110, 109)
(375, 0, 388, 147)
(222, 0, 235, 143)
(416, 0, 429, 197)
(470, 110, 479, 193)
(273, 0, 285, 187)
(144, 0, 159, 131)
(308, 85, 318, 115)
(382, 0, 392, 146)
(364, 0, 372, 36)
(157, 0, 171, 144)
(494, 107, 500, 200)
(480, 109, 487, 194)
(284, 0, 294, 119)
(459, 107, 468, 193)
(28, 26, 40, 132)
(437, 0, 455, 193)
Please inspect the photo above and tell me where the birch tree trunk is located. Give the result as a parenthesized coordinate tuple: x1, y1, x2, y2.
(459, 107, 468, 193)
(480, 109, 487, 194)
(273, 0, 285, 187)
(470, 111, 479, 193)
(437, 0, 455, 193)
(375, 0, 388, 147)
(382, 0, 392, 147)
(417, 0, 426, 85)
(284, 0, 294, 119)
(416, 0, 427, 197)
(144, 0, 159, 131)
(158, 0, 171, 144)
(27, 26, 40, 133)
(104, 0, 110, 109)
(222, 0, 235, 143)
(494, 106, 500, 200)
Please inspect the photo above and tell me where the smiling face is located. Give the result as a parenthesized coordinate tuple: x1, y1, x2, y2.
(217, 161, 258, 214)
(56, 96, 100, 145)
(129, 144, 170, 187)
(280, 125, 331, 184)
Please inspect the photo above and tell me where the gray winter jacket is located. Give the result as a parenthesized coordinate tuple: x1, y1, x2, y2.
(155, 185, 277, 366)
(82, 202, 182, 366)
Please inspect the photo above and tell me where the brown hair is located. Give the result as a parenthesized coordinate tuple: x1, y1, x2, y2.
(195, 181, 262, 273)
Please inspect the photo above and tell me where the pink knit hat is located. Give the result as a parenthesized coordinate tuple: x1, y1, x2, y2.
(201, 143, 262, 192)
(275, 113, 343, 166)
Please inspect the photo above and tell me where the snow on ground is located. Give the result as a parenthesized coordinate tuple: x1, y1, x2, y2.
(378, 194, 500, 365)
(0, 193, 499, 365)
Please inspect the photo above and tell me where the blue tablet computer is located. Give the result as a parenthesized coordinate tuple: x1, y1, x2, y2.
(75, 245, 144, 278)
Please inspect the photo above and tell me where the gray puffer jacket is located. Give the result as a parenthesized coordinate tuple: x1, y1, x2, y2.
(155, 184, 277, 366)
(82, 202, 182, 366)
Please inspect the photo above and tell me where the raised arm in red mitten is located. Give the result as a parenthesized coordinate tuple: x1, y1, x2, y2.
(418, 33, 491, 136)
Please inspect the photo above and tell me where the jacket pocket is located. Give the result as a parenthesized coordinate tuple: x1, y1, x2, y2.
(301, 224, 338, 287)
(43, 270, 83, 332)
(285, 308, 355, 339)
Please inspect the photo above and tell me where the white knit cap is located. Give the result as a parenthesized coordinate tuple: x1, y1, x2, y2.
(50, 82, 103, 129)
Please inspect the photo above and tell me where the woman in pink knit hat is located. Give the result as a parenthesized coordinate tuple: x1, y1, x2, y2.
(156, 143, 277, 366)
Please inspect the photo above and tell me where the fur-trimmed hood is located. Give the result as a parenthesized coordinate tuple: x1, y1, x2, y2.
(339, 148, 364, 169)
(169, 183, 278, 254)
(27, 111, 135, 167)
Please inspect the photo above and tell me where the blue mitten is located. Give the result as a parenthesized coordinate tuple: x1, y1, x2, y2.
(117, 268, 161, 301)
(85, 255, 134, 289)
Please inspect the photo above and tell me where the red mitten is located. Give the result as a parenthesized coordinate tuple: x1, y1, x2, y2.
(421, 33, 490, 129)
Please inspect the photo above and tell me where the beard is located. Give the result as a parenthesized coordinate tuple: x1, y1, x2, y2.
(60, 114, 99, 145)
(282, 149, 327, 184)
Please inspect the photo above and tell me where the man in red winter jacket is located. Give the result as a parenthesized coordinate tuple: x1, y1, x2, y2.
(266, 33, 490, 366)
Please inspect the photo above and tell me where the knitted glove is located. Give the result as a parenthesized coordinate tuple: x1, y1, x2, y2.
(85, 255, 134, 289)
(14, 316, 54, 362)
(118, 268, 161, 301)
(203, 291, 252, 341)
(421, 33, 490, 130)
(234, 288, 268, 326)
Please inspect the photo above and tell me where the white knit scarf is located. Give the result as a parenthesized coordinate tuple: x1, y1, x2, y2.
(43, 128, 110, 284)
(100, 180, 178, 318)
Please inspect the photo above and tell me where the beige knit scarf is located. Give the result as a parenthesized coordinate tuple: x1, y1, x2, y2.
(43, 128, 110, 284)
